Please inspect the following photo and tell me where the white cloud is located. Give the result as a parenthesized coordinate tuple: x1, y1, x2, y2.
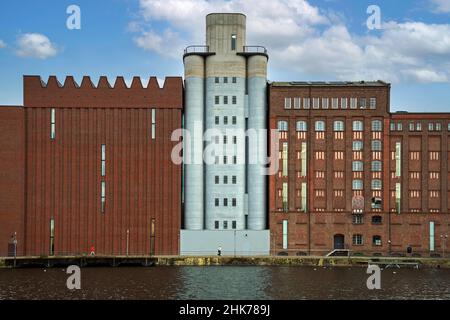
(130, 0, 450, 84)
(0, 40, 6, 48)
(16, 33, 58, 59)
(430, 0, 450, 13)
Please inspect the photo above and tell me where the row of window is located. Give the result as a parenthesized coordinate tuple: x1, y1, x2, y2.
(352, 180, 382, 190)
(212, 135, 238, 144)
(214, 220, 237, 230)
(214, 175, 237, 185)
(351, 234, 383, 246)
(215, 116, 237, 125)
(214, 77, 237, 84)
(284, 97, 377, 110)
(352, 215, 383, 225)
(391, 122, 450, 132)
(351, 161, 383, 172)
(214, 198, 237, 207)
(214, 156, 238, 165)
(214, 96, 237, 105)
(279, 120, 383, 132)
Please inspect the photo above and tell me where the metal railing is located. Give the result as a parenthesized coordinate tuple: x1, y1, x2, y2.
(184, 45, 210, 54)
(242, 46, 268, 54)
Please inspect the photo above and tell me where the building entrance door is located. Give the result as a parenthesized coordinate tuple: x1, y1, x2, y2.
(334, 234, 345, 250)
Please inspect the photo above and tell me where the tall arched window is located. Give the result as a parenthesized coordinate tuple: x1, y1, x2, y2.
(315, 120, 325, 132)
(372, 120, 383, 131)
(296, 121, 307, 132)
(353, 120, 364, 131)
(333, 120, 344, 132)
(278, 120, 288, 132)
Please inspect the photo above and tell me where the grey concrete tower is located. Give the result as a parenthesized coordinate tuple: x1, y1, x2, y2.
(183, 13, 268, 234)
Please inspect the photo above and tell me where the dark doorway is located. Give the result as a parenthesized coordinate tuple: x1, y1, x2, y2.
(334, 234, 345, 250)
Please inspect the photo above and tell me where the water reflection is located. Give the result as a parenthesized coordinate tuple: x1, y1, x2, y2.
(0, 266, 449, 300)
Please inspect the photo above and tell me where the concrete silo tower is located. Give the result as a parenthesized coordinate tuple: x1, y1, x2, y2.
(181, 13, 269, 255)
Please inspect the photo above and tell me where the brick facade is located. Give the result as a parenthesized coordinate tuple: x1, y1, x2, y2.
(269, 81, 450, 257)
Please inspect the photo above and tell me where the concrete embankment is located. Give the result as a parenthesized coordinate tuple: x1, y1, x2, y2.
(1, 255, 450, 269)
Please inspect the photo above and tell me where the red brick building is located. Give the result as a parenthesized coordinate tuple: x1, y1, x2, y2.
(0, 75, 183, 257)
(269, 81, 450, 257)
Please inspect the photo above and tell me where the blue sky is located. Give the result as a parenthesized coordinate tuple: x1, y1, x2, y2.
(0, 0, 449, 112)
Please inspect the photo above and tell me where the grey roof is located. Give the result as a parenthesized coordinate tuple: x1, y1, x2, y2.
(270, 80, 390, 87)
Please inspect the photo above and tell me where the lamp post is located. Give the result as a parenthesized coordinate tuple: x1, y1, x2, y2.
(440, 234, 448, 258)
(387, 240, 392, 256)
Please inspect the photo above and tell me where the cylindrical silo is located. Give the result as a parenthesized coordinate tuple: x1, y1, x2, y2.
(184, 54, 205, 230)
(247, 55, 268, 230)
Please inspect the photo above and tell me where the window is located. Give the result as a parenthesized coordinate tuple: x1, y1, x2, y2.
(233, 136, 237, 144)
(215, 96, 220, 105)
(296, 121, 307, 132)
(322, 98, 329, 109)
(282, 143, 288, 177)
(232, 96, 237, 105)
(372, 197, 382, 209)
(371, 179, 382, 190)
(353, 120, 363, 131)
(395, 183, 401, 213)
(224, 96, 228, 105)
(370, 98, 377, 109)
(151, 109, 156, 140)
(215, 176, 219, 184)
(372, 140, 382, 151)
(359, 98, 367, 109)
(215, 221, 219, 229)
(215, 198, 219, 207)
(301, 142, 307, 178)
(232, 198, 236, 207)
(303, 98, 311, 109)
(282, 182, 288, 212)
(352, 234, 363, 245)
(332, 98, 339, 109)
(333, 120, 344, 132)
(223, 156, 228, 164)
(313, 98, 320, 109)
(215, 77, 219, 84)
(231, 34, 237, 51)
(223, 176, 228, 184)
(232, 221, 237, 229)
(50, 108, 56, 140)
(416, 122, 422, 131)
(372, 161, 382, 172)
(436, 123, 442, 131)
(278, 120, 288, 132)
(352, 214, 363, 225)
(315, 121, 325, 132)
(409, 122, 415, 131)
(284, 98, 292, 109)
(372, 216, 382, 225)
(294, 98, 301, 109)
(397, 123, 403, 131)
(390, 122, 395, 131)
(341, 98, 348, 109)
(224, 116, 228, 125)
(372, 120, 382, 132)
(101, 181, 106, 213)
(301, 182, 307, 212)
(50, 218, 55, 256)
(428, 123, 434, 131)
(352, 161, 363, 172)
(281, 220, 289, 249)
(448, 123, 450, 131)
(353, 141, 363, 151)
(223, 136, 228, 144)
(215, 116, 219, 125)
(232, 116, 237, 125)
(395, 142, 401, 177)
(223, 221, 228, 230)
(224, 77, 228, 84)
(353, 180, 363, 190)
(101, 145, 106, 177)
(233, 156, 237, 164)
(350, 98, 358, 109)
(232, 77, 237, 84)
(232, 176, 237, 184)
(373, 235, 382, 246)
(224, 198, 228, 207)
